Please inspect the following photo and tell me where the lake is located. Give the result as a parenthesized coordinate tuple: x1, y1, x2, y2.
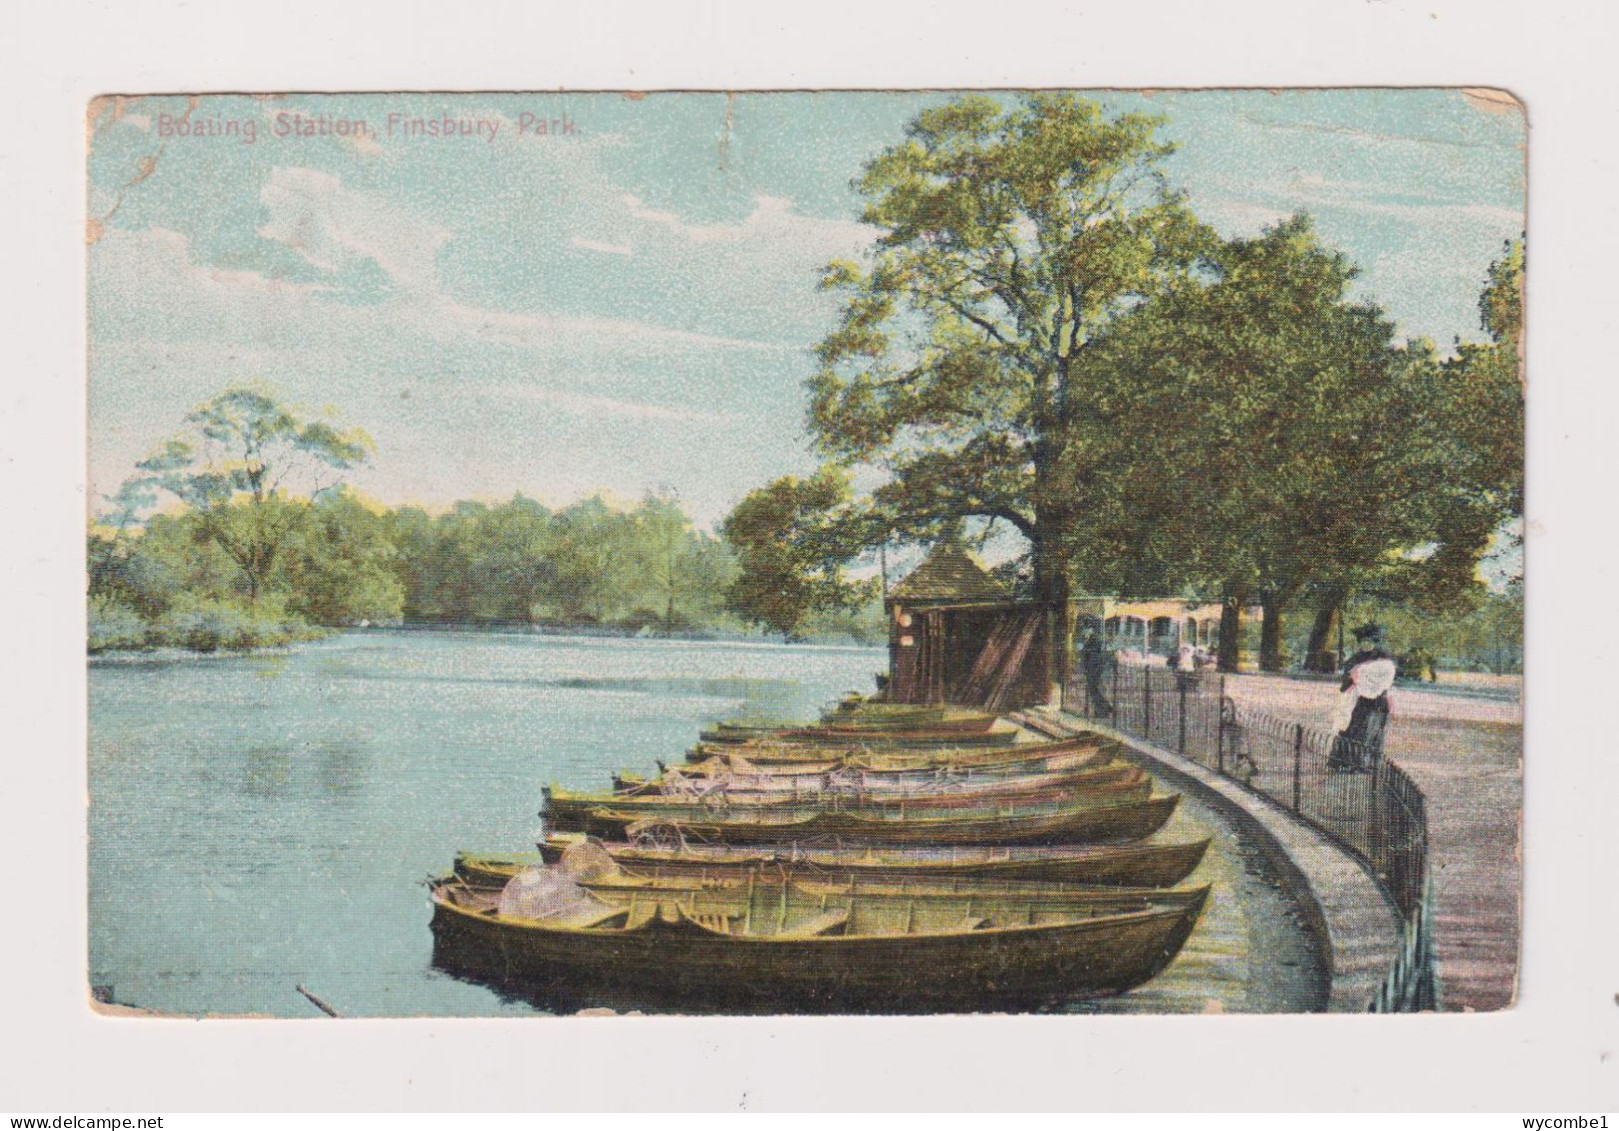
(88, 629, 1325, 1017)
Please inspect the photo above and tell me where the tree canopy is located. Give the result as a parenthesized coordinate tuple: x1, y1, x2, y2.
(725, 94, 1524, 682)
(806, 93, 1214, 688)
(718, 469, 875, 640)
(132, 384, 375, 602)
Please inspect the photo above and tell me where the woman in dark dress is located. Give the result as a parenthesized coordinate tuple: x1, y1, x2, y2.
(1329, 623, 1397, 773)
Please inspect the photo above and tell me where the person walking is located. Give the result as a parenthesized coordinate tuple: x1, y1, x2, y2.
(1080, 629, 1113, 718)
(1329, 623, 1397, 772)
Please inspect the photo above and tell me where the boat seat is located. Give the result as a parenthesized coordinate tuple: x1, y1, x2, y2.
(777, 909, 850, 938)
(559, 906, 631, 930)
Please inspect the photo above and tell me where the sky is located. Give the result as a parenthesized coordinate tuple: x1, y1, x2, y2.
(86, 89, 1526, 531)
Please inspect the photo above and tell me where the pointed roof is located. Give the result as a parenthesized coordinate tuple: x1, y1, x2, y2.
(889, 540, 1009, 604)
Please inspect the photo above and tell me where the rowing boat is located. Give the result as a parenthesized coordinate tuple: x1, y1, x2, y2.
(567, 793, 1180, 846)
(699, 724, 1019, 748)
(725, 709, 1000, 736)
(427, 873, 1209, 1010)
(473, 850, 1211, 913)
(547, 765, 1147, 822)
(684, 734, 1115, 770)
(614, 749, 1115, 796)
(456, 834, 1213, 888)
(705, 714, 1000, 741)
(542, 774, 1152, 832)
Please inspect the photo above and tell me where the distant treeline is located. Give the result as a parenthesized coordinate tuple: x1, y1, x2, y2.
(88, 488, 887, 655)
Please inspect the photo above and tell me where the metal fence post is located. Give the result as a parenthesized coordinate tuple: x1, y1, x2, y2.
(1177, 679, 1188, 756)
(1142, 668, 1151, 739)
(1292, 723, 1304, 813)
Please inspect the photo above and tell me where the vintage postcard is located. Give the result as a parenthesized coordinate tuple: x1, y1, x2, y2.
(85, 89, 1524, 1018)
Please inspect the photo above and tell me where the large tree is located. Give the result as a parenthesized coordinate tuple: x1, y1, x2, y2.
(132, 384, 374, 604)
(1070, 216, 1518, 672)
(810, 93, 1212, 694)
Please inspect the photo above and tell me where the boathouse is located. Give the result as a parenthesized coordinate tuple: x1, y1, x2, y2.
(883, 541, 1052, 711)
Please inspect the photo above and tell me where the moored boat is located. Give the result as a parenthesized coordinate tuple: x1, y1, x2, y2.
(428, 873, 1210, 1010)
(544, 766, 1149, 825)
(613, 749, 1118, 796)
(568, 793, 1181, 846)
(684, 734, 1115, 770)
(457, 834, 1213, 888)
(699, 724, 1019, 748)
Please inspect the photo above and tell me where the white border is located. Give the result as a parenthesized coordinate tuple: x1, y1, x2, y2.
(3, 0, 1616, 1113)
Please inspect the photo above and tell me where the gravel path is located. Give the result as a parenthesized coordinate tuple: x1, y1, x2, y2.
(1224, 673, 1522, 1011)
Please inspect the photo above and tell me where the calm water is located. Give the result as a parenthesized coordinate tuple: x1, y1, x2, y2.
(88, 630, 1325, 1017)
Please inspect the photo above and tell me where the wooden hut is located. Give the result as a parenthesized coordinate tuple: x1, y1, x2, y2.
(883, 542, 1052, 712)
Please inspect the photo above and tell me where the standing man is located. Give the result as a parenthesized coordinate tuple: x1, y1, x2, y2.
(1080, 628, 1113, 719)
(1329, 623, 1397, 772)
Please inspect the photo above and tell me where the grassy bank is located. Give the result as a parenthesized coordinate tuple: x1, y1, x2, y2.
(88, 594, 333, 656)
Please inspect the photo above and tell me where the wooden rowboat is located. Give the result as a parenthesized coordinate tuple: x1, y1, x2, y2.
(542, 775, 1153, 833)
(684, 735, 1115, 770)
(706, 714, 1000, 741)
(699, 725, 1018, 748)
(545, 766, 1148, 823)
(572, 872, 1212, 916)
(428, 874, 1209, 1010)
(569, 794, 1181, 846)
(471, 852, 1211, 915)
(457, 835, 1213, 889)
(614, 749, 1114, 796)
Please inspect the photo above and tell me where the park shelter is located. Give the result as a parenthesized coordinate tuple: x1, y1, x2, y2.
(1070, 595, 1230, 658)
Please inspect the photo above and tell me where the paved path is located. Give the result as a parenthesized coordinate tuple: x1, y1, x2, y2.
(1222, 673, 1522, 1011)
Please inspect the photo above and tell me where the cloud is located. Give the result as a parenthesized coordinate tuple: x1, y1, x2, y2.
(257, 165, 449, 291)
(619, 191, 873, 258)
(570, 237, 633, 257)
(485, 383, 740, 425)
(1193, 194, 1293, 235)
(430, 297, 788, 355)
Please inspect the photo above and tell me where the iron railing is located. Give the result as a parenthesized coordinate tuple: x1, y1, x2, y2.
(1066, 662, 1439, 1012)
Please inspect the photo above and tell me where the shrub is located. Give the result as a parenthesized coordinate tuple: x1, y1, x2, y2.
(88, 594, 151, 653)
(149, 596, 322, 653)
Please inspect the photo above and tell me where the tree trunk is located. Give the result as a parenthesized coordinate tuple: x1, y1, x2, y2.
(1030, 528, 1072, 705)
(1217, 592, 1244, 673)
(1303, 587, 1344, 673)
(1259, 590, 1285, 673)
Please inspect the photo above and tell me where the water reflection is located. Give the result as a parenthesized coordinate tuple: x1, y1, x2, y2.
(241, 747, 295, 799)
(237, 733, 374, 801)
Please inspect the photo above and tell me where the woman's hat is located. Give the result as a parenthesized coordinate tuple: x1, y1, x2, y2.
(1351, 622, 1384, 642)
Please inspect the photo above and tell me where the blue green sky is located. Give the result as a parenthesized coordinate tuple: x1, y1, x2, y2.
(87, 89, 1525, 528)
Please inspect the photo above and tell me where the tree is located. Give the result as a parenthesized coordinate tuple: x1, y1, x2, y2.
(1067, 216, 1487, 670)
(810, 93, 1212, 694)
(132, 384, 374, 604)
(720, 469, 874, 640)
(1068, 217, 1522, 672)
(630, 491, 735, 636)
(1448, 237, 1525, 538)
(283, 488, 406, 625)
